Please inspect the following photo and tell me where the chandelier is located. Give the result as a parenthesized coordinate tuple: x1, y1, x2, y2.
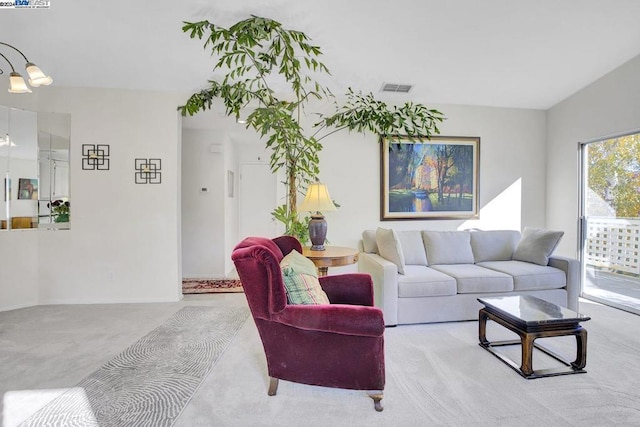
(0, 41, 53, 93)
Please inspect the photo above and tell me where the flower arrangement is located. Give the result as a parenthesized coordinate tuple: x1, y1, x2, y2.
(48, 198, 70, 223)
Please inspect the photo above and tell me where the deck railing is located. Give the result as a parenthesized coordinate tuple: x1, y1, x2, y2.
(586, 217, 640, 275)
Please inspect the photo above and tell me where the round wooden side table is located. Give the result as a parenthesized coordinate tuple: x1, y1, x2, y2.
(302, 246, 359, 276)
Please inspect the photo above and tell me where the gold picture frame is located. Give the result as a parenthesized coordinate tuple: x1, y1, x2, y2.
(380, 135, 480, 220)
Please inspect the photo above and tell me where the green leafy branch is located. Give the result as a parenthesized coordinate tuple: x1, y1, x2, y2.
(179, 16, 445, 241)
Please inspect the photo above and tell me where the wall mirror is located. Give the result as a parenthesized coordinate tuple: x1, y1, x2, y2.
(0, 106, 70, 230)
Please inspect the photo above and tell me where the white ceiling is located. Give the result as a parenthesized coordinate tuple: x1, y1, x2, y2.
(1, 0, 640, 110)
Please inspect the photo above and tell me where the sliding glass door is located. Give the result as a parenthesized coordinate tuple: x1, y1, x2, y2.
(580, 131, 640, 314)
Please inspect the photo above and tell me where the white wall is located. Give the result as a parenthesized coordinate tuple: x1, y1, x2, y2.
(546, 54, 640, 257)
(186, 101, 547, 274)
(181, 129, 226, 278)
(223, 136, 239, 276)
(0, 86, 184, 310)
(320, 103, 547, 250)
(0, 231, 38, 310)
(0, 84, 556, 310)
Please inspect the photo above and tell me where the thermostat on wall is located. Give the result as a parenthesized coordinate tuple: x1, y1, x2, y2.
(200, 187, 209, 193)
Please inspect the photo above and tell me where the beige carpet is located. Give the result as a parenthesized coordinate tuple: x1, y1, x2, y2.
(175, 299, 640, 426)
(17, 306, 249, 427)
(2, 297, 638, 426)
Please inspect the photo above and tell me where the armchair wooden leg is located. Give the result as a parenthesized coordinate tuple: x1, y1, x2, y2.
(268, 377, 279, 396)
(367, 391, 384, 412)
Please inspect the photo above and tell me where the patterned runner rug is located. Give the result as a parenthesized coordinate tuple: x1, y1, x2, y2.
(182, 278, 243, 294)
(19, 306, 249, 427)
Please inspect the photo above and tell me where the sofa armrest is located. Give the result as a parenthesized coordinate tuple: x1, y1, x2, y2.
(549, 255, 580, 311)
(274, 304, 385, 337)
(358, 252, 399, 326)
(319, 273, 374, 306)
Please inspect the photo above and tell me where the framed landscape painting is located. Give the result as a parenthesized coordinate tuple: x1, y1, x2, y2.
(380, 135, 480, 220)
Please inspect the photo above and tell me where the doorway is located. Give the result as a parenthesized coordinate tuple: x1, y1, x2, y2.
(579, 131, 640, 314)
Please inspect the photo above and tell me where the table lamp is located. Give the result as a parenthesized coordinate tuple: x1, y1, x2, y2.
(299, 181, 337, 250)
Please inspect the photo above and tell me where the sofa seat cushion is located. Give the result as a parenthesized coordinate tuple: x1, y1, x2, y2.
(397, 266, 457, 298)
(477, 260, 566, 291)
(430, 264, 514, 294)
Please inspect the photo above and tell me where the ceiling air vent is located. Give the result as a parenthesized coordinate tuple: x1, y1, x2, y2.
(381, 83, 413, 93)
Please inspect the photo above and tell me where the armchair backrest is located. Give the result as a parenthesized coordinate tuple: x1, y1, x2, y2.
(232, 236, 302, 320)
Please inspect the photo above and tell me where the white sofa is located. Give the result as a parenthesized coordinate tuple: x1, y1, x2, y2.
(358, 228, 580, 326)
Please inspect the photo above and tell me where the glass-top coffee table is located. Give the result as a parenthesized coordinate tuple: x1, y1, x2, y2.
(478, 295, 591, 379)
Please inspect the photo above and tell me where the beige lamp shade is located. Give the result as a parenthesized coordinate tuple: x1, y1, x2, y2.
(8, 72, 31, 93)
(26, 62, 53, 87)
(299, 182, 337, 213)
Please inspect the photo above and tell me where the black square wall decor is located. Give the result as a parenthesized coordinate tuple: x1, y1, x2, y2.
(82, 144, 110, 170)
(135, 158, 162, 184)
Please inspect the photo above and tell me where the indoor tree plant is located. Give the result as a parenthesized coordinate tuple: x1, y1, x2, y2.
(179, 15, 445, 242)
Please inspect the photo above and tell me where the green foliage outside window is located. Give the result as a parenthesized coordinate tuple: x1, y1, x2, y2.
(587, 133, 640, 218)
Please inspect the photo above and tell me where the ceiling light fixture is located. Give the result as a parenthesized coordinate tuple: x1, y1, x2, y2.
(0, 41, 53, 94)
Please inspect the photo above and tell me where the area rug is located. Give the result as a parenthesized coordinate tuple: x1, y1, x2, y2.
(19, 306, 249, 427)
(182, 278, 243, 294)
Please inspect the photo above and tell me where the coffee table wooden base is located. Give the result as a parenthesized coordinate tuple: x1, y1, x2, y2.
(479, 308, 588, 379)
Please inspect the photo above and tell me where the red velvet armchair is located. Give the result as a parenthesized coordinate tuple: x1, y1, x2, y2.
(231, 236, 386, 411)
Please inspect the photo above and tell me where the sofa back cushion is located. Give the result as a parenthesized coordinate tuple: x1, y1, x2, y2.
(396, 230, 429, 266)
(422, 231, 474, 265)
(513, 227, 564, 266)
(470, 230, 521, 263)
(376, 228, 406, 274)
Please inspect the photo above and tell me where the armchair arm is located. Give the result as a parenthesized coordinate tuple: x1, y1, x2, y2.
(319, 273, 374, 306)
(549, 255, 580, 311)
(274, 304, 385, 337)
(358, 252, 399, 326)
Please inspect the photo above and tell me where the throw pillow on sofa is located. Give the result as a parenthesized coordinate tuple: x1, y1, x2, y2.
(376, 227, 406, 274)
(396, 230, 429, 266)
(470, 230, 521, 262)
(280, 250, 330, 305)
(513, 227, 564, 266)
(362, 229, 378, 253)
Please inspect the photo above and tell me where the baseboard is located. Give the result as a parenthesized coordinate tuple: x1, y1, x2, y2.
(36, 296, 183, 305)
(0, 301, 39, 312)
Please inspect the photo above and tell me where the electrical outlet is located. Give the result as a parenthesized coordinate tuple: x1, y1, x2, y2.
(107, 270, 115, 281)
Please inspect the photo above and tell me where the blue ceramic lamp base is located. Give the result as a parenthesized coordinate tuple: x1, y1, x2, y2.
(308, 213, 327, 251)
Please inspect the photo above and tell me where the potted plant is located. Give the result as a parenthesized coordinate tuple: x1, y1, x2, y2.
(179, 16, 444, 241)
(48, 198, 70, 223)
